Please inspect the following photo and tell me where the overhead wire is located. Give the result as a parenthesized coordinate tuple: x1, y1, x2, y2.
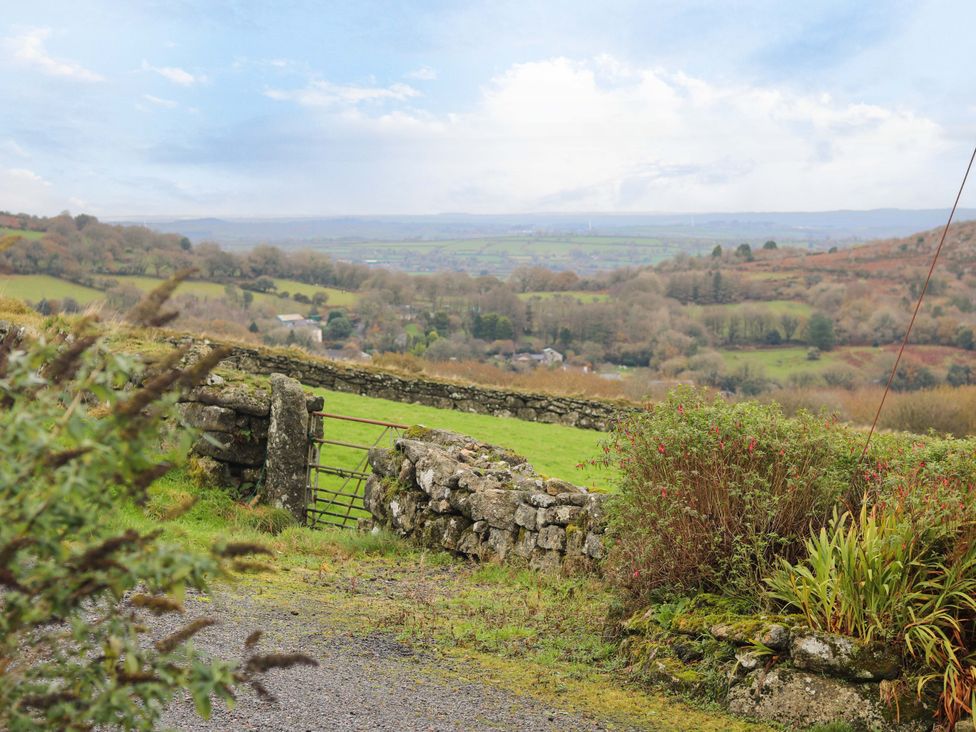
(855, 144, 976, 468)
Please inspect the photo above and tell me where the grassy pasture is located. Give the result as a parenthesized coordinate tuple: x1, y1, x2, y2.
(311, 387, 612, 491)
(111, 275, 280, 307)
(0, 274, 104, 305)
(270, 278, 360, 307)
(686, 299, 812, 318)
(719, 346, 839, 380)
(518, 290, 611, 303)
(0, 226, 45, 240)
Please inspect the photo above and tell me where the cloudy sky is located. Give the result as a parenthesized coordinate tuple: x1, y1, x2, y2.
(1, 1, 974, 216)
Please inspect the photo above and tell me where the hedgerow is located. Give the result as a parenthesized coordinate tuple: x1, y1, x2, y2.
(604, 386, 976, 725)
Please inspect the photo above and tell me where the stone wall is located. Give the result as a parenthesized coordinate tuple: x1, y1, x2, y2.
(177, 373, 323, 520)
(623, 598, 929, 731)
(363, 428, 608, 573)
(171, 336, 636, 431)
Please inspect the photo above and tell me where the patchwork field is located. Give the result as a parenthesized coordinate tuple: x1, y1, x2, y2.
(112, 275, 281, 307)
(0, 274, 104, 305)
(313, 235, 707, 275)
(270, 278, 360, 307)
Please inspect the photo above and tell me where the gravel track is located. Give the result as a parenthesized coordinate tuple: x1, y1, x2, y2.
(156, 586, 637, 732)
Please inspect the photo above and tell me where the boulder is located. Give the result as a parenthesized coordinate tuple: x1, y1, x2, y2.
(514, 503, 537, 530)
(184, 383, 271, 417)
(538, 505, 585, 526)
(529, 548, 562, 572)
(367, 447, 398, 478)
(583, 532, 605, 560)
(513, 529, 538, 559)
(728, 667, 926, 731)
(527, 492, 557, 509)
(363, 475, 388, 520)
(414, 453, 460, 495)
(192, 431, 266, 467)
(555, 492, 588, 507)
(710, 620, 791, 652)
(544, 478, 582, 496)
(441, 516, 471, 551)
(389, 491, 426, 534)
(485, 529, 515, 560)
(178, 402, 239, 433)
(790, 630, 901, 681)
(468, 489, 523, 531)
(537, 525, 566, 551)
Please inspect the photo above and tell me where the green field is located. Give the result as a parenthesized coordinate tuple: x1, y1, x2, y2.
(310, 387, 613, 491)
(518, 290, 611, 303)
(0, 227, 45, 240)
(112, 275, 281, 307)
(719, 346, 840, 380)
(686, 299, 813, 318)
(0, 274, 104, 305)
(271, 278, 360, 307)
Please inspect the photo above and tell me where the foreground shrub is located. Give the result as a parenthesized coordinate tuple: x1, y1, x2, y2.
(604, 388, 867, 600)
(0, 282, 313, 730)
(767, 506, 976, 727)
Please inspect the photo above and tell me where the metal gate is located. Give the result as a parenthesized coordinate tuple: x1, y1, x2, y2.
(305, 412, 408, 529)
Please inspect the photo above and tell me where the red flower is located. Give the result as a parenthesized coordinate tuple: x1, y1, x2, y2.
(748, 438, 757, 453)
(658, 443, 666, 454)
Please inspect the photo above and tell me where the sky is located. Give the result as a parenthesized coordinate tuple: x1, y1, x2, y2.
(1, 0, 974, 217)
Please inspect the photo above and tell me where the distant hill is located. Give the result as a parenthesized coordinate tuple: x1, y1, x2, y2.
(116, 209, 976, 246)
(733, 218, 976, 288)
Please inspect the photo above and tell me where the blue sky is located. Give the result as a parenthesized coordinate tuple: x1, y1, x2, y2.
(1, 0, 974, 216)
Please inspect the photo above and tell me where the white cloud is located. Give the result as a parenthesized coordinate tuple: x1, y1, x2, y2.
(296, 56, 951, 213)
(0, 167, 70, 214)
(0, 139, 29, 159)
(406, 66, 437, 81)
(2, 28, 103, 82)
(265, 80, 420, 108)
(142, 60, 202, 86)
(142, 94, 178, 108)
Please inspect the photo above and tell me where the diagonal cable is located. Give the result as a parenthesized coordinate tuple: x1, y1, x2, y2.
(857, 145, 976, 467)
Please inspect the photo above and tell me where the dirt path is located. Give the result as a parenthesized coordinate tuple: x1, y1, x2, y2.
(157, 586, 637, 732)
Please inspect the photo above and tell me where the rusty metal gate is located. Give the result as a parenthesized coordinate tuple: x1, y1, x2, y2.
(305, 412, 408, 529)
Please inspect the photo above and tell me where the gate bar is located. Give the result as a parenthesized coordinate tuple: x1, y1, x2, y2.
(312, 412, 409, 429)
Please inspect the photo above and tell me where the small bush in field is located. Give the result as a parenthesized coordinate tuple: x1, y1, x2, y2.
(604, 387, 867, 601)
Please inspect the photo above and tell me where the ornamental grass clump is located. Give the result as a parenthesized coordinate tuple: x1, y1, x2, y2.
(0, 275, 314, 731)
(604, 387, 867, 600)
(767, 505, 976, 727)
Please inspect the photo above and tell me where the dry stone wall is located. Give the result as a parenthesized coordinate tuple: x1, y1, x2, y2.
(170, 336, 635, 431)
(624, 600, 929, 731)
(177, 373, 323, 520)
(363, 428, 608, 573)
